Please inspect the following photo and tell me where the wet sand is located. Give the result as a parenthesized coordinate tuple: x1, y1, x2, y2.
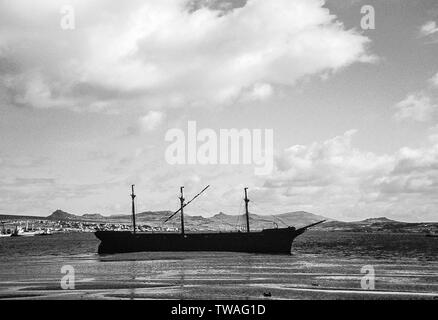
(0, 232, 436, 300)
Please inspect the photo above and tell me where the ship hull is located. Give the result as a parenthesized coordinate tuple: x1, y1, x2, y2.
(95, 227, 305, 255)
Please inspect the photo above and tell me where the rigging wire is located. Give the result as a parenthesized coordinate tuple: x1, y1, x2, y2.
(163, 185, 210, 223)
(249, 199, 289, 228)
(235, 198, 244, 231)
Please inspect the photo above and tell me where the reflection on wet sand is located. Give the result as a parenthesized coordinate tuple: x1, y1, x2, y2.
(0, 231, 436, 300)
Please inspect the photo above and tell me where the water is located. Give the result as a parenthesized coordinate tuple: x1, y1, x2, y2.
(0, 231, 436, 299)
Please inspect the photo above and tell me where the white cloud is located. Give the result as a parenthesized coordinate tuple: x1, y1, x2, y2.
(139, 111, 165, 131)
(0, 0, 374, 112)
(259, 130, 438, 221)
(394, 93, 437, 122)
(430, 72, 438, 88)
(237, 82, 274, 103)
(266, 130, 391, 190)
(420, 20, 438, 37)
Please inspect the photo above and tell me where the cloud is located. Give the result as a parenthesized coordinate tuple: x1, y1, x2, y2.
(259, 130, 438, 221)
(139, 111, 165, 131)
(430, 72, 438, 88)
(0, 0, 374, 112)
(392, 70, 438, 123)
(237, 83, 274, 102)
(376, 146, 438, 196)
(420, 20, 438, 37)
(394, 93, 437, 122)
(266, 130, 391, 189)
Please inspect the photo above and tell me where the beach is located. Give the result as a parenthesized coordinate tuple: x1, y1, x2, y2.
(0, 231, 436, 300)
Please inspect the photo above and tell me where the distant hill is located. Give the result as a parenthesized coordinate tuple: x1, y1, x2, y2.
(48, 210, 114, 222)
(0, 214, 44, 221)
(48, 210, 78, 221)
(116, 210, 173, 221)
(81, 213, 106, 220)
(357, 217, 397, 224)
(271, 211, 331, 227)
(200, 211, 329, 231)
(42, 209, 331, 230)
(1, 210, 436, 234)
(321, 216, 438, 234)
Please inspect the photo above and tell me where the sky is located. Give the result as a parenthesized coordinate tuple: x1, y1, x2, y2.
(0, 0, 437, 222)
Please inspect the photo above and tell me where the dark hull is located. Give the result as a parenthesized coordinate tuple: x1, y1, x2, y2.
(95, 227, 305, 255)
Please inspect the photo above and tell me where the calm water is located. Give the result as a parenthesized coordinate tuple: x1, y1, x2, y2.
(0, 231, 436, 300)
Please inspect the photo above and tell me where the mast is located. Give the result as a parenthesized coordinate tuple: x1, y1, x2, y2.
(179, 186, 185, 236)
(131, 184, 136, 234)
(244, 187, 250, 233)
(163, 185, 210, 223)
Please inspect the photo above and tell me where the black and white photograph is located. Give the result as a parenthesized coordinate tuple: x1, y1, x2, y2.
(0, 0, 437, 309)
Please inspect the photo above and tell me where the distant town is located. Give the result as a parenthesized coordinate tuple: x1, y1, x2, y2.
(0, 219, 179, 235)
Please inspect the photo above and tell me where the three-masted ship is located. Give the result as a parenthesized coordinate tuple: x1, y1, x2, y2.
(94, 185, 324, 254)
